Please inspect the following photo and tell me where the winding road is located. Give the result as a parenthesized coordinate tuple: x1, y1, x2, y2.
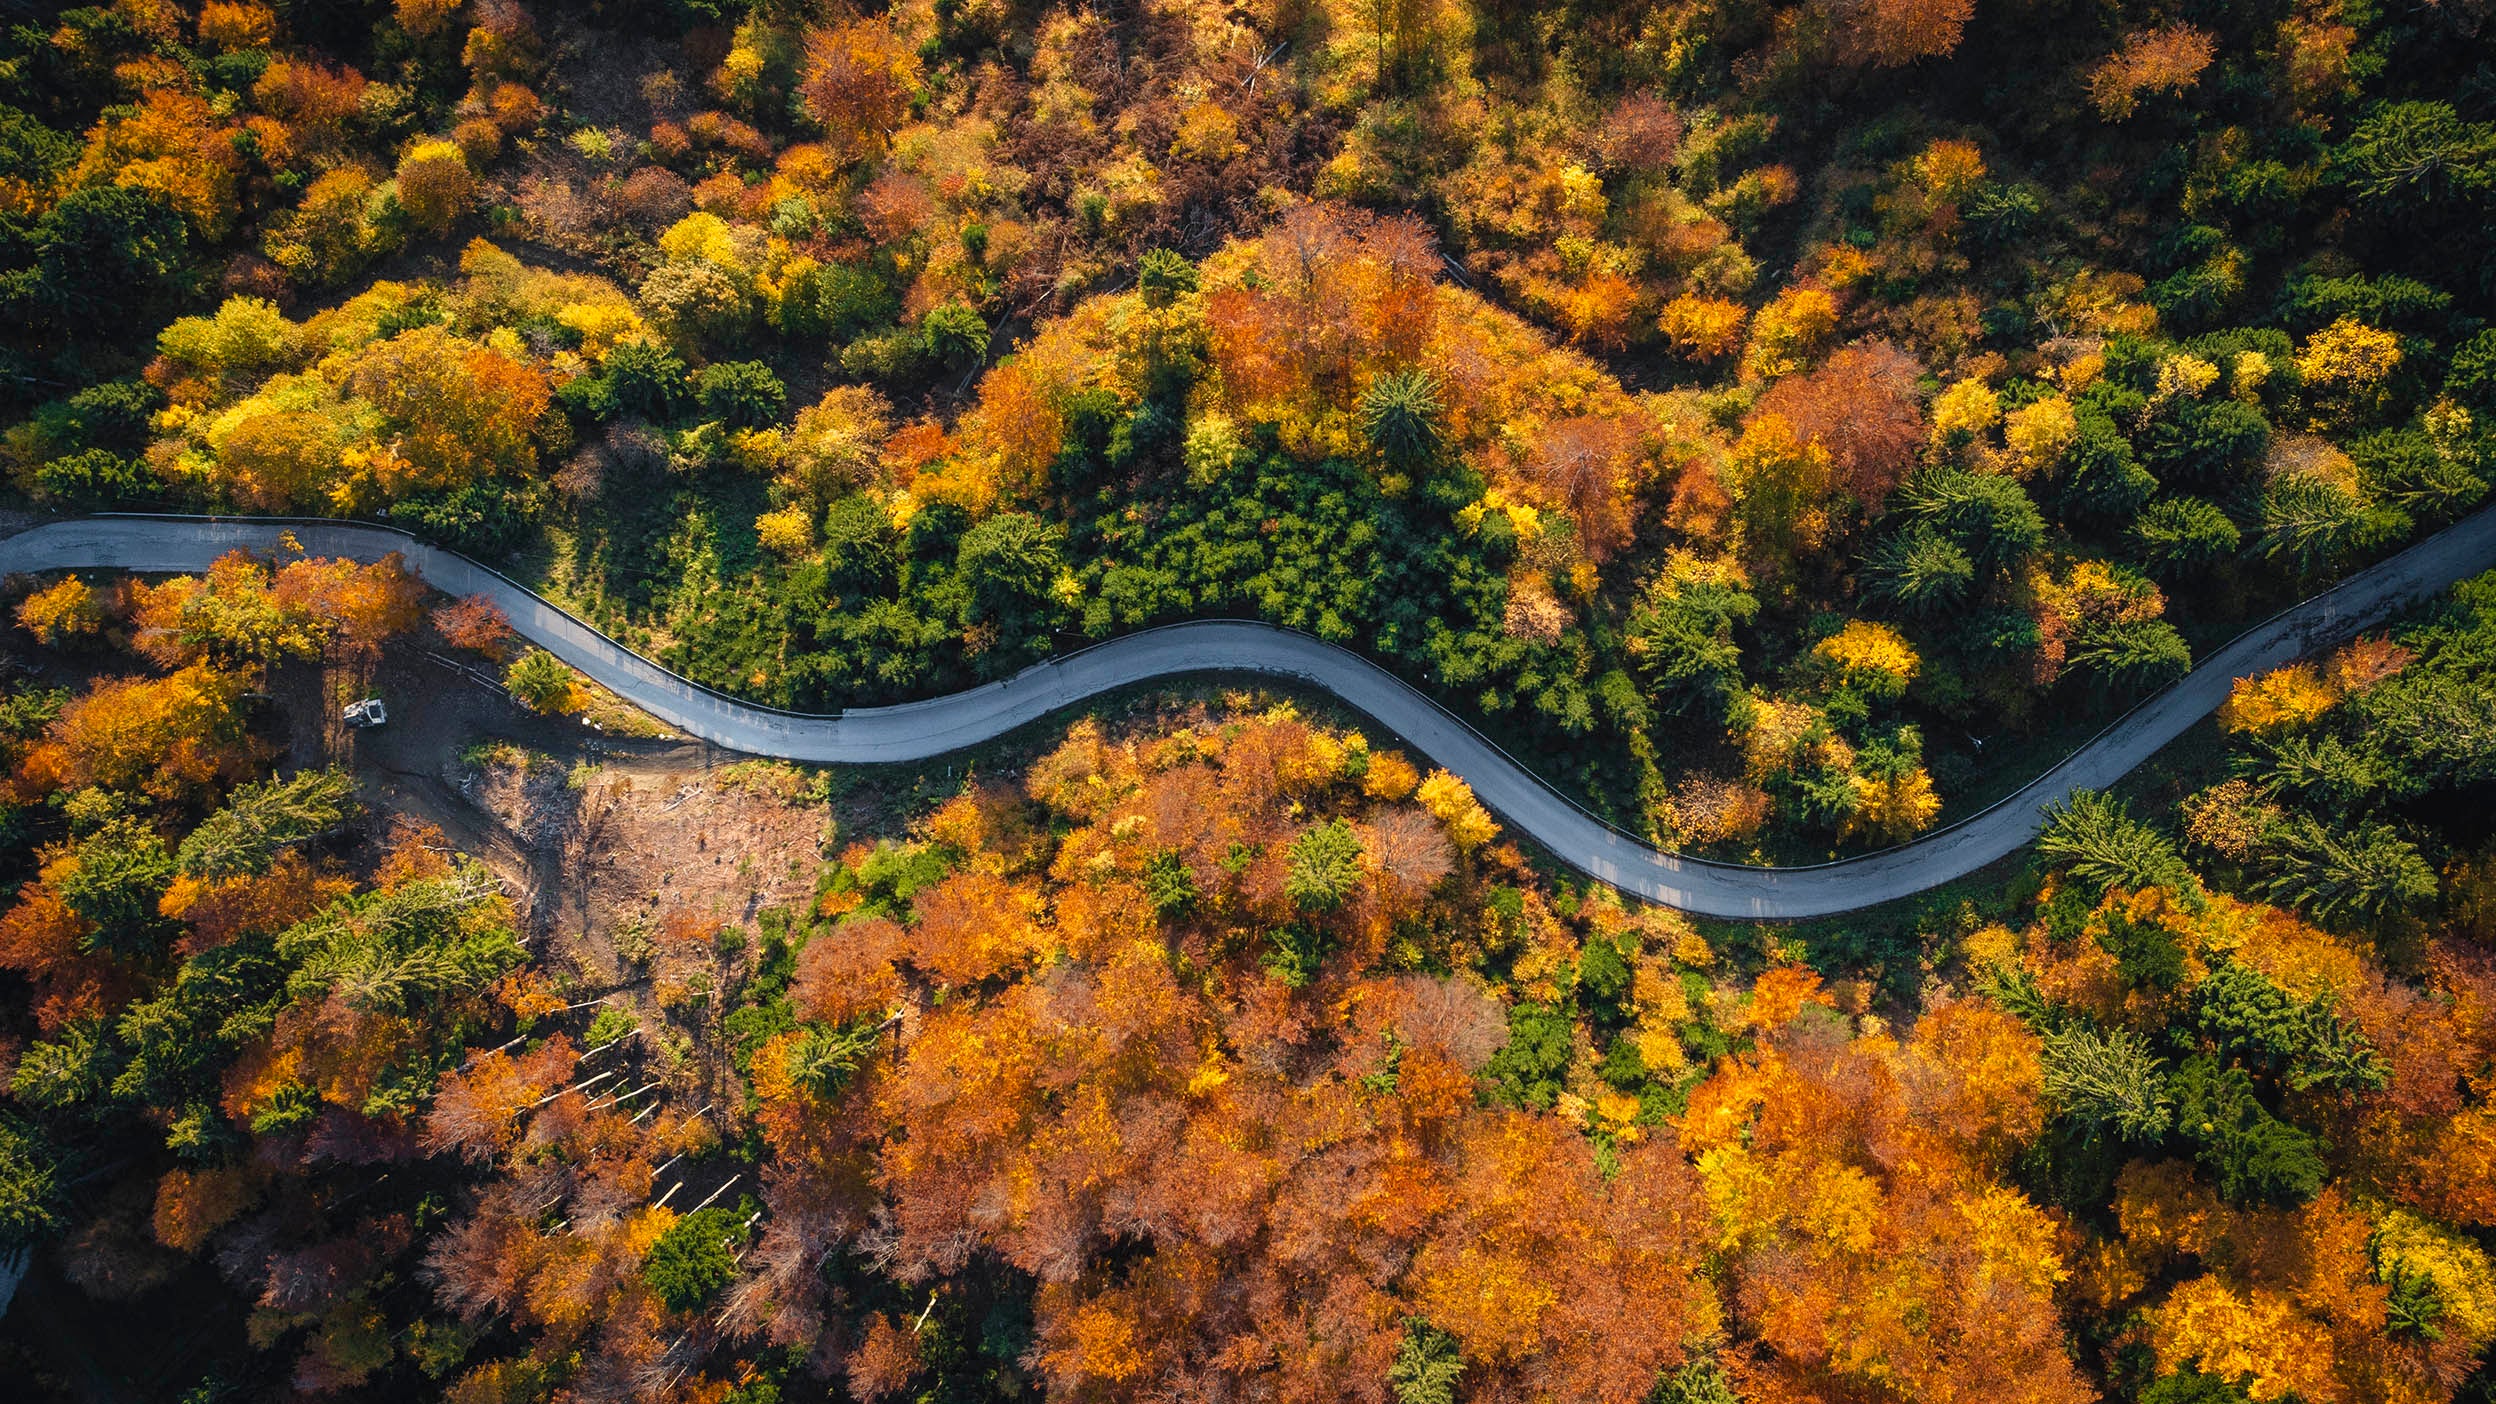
(8, 509, 2496, 919)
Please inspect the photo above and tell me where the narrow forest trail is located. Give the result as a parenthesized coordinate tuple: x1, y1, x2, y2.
(10, 508, 2496, 918)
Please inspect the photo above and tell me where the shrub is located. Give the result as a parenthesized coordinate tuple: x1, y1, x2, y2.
(695, 360, 786, 429)
(504, 649, 583, 714)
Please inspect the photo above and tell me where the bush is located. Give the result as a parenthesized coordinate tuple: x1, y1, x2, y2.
(694, 360, 786, 429)
(919, 301, 990, 367)
(596, 341, 690, 420)
(504, 649, 583, 714)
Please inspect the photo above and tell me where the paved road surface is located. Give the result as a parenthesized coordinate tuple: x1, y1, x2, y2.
(9, 509, 2496, 918)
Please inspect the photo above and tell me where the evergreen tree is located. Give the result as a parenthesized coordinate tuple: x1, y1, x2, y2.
(2254, 813, 2436, 925)
(2036, 791, 2198, 902)
(1362, 370, 1446, 471)
(1388, 1318, 1463, 1404)
(55, 817, 176, 957)
(1626, 579, 1757, 719)
(2190, 962, 2389, 1092)
(2067, 618, 2193, 693)
(1863, 523, 1975, 617)
(1285, 819, 1364, 912)
(2040, 1024, 2173, 1139)
(1898, 466, 2045, 573)
(176, 767, 359, 880)
(2171, 1055, 2325, 1206)
(2129, 496, 2241, 578)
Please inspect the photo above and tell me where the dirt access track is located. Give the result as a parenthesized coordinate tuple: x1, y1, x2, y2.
(328, 641, 830, 983)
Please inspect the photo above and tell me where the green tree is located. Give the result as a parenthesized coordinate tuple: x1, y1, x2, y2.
(2129, 497, 2241, 579)
(32, 448, 161, 509)
(17, 185, 190, 336)
(1576, 932, 1632, 1010)
(585, 1007, 638, 1048)
(786, 1023, 880, 1098)
(1653, 1359, 1742, 1404)
(277, 863, 524, 1026)
(1143, 851, 1198, 917)
(595, 341, 689, 420)
(0, 1114, 58, 1246)
(1483, 1002, 1574, 1111)
(1286, 819, 1365, 912)
(2066, 618, 2192, 693)
(503, 650, 580, 714)
(2353, 669, 2496, 795)
(953, 512, 1066, 658)
(175, 767, 358, 880)
(643, 1205, 746, 1313)
(1863, 524, 1974, 617)
(1137, 248, 1199, 308)
(920, 301, 990, 367)
(814, 494, 900, 596)
(2357, 426, 2487, 520)
(1899, 466, 2044, 572)
(694, 360, 786, 429)
(1388, 1318, 1462, 1404)
(2140, 1369, 2256, 1404)
(1362, 370, 1445, 471)
(2140, 398, 2269, 491)
(2448, 329, 2496, 413)
(2036, 791, 2198, 902)
(2381, 1262, 2448, 1343)
(2245, 733, 2383, 809)
(56, 817, 175, 958)
(7, 1021, 114, 1115)
(31, 379, 166, 458)
(2040, 1024, 2173, 1140)
(2257, 474, 2401, 577)
(2334, 101, 2496, 215)
(2057, 413, 2158, 523)
(1626, 578, 1757, 719)
(2190, 962, 2388, 1092)
(1260, 922, 1331, 988)
(2254, 813, 2435, 925)
(2171, 1055, 2324, 1206)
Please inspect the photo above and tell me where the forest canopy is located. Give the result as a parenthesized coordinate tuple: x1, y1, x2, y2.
(6, 0, 2496, 1402)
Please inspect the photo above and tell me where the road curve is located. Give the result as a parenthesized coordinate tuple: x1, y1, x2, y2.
(8, 510, 2496, 919)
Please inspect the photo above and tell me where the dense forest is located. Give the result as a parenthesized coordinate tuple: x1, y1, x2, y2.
(9, 540, 2496, 1402)
(4, 0, 2496, 1401)
(1, 0, 2490, 852)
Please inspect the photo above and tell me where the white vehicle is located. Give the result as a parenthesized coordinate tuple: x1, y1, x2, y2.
(343, 698, 388, 728)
